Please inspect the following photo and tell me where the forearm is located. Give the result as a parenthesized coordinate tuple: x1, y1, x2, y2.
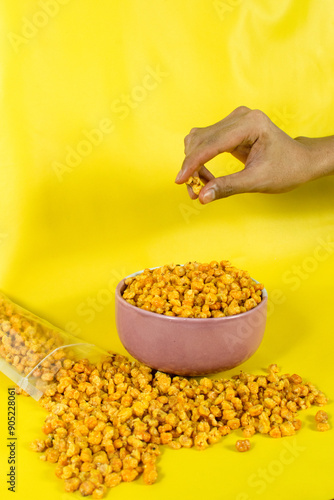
(295, 136, 334, 180)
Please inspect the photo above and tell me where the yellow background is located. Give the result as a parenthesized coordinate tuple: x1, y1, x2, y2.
(0, 1, 334, 499)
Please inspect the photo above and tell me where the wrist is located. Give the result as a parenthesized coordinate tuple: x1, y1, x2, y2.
(294, 136, 334, 180)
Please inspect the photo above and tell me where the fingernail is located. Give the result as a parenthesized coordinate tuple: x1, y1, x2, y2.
(202, 188, 215, 204)
(175, 171, 183, 183)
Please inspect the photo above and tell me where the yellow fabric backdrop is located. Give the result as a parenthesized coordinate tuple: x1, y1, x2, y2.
(0, 1, 334, 499)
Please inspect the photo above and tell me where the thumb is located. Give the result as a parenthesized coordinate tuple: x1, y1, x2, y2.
(199, 169, 255, 203)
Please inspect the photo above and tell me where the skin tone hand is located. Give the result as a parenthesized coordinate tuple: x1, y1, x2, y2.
(175, 106, 334, 203)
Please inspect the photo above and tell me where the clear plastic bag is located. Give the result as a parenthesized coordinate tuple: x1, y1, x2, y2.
(0, 291, 107, 400)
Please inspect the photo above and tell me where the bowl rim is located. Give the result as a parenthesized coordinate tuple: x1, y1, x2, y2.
(115, 267, 268, 322)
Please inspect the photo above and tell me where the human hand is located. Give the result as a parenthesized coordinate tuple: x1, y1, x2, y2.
(175, 106, 334, 203)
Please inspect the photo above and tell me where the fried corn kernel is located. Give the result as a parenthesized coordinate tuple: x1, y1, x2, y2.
(248, 404, 263, 417)
(235, 439, 251, 452)
(28, 355, 327, 498)
(269, 427, 282, 439)
(185, 176, 203, 195)
(92, 485, 107, 500)
(315, 410, 328, 423)
(292, 419, 302, 431)
(79, 480, 95, 496)
(121, 469, 138, 482)
(104, 473, 122, 488)
(280, 421, 296, 437)
(242, 425, 256, 438)
(30, 439, 46, 452)
(64, 477, 81, 493)
(122, 261, 264, 318)
(143, 463, 158, 485)
(315, 393, 328, 406)
(316, 422, 330, 432)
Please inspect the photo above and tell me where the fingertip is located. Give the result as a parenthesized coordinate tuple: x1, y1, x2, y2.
(175, 159, 189, 183)
(200, 187, 215, 204)
(175, 171, 183, 183)
(187, 184, 198, 200)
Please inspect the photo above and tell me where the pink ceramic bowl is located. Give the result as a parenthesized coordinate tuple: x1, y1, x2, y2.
(115, 270, 268, 376)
